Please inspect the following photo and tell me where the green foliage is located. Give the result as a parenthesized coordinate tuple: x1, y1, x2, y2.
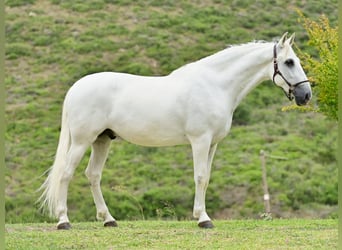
(142, 186, 192, 219)
(5, 0, 36, 7)
(298, 13, 338, 120)
(5, 0, 338, 223)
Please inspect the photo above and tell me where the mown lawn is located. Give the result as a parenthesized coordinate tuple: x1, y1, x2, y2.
(5, 219, 337, 249)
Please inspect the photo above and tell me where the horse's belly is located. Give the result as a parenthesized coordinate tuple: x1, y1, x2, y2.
(114, 125, 189, 147)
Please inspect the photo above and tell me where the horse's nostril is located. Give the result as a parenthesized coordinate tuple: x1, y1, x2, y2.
(306, 93, 311, 101)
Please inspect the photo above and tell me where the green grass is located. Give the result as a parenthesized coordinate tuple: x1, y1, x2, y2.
(5, 219, 337, 249)
(5, 0, 338, 223)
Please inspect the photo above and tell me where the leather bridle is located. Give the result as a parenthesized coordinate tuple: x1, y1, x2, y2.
(272, 44, 310, 101)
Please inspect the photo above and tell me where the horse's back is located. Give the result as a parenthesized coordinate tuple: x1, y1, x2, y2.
(63, 72, 191, 146)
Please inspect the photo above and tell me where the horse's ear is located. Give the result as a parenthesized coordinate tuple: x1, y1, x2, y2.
(278, 32, 288, 48)
(287, 33, 295, 46)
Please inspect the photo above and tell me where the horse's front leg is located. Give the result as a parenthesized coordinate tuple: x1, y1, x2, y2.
(190, 135, 217, 228)
(85, 135, 117, 227)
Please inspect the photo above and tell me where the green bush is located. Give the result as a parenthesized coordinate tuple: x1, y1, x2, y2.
(298, 13, 338, 120)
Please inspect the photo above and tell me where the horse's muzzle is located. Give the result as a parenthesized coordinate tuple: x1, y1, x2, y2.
(293, 84, 312, 106)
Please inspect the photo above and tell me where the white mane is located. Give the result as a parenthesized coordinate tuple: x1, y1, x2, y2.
(171, 41, 273, 75)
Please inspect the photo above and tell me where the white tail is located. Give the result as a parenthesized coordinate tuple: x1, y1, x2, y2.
(38, 103, 70, 217)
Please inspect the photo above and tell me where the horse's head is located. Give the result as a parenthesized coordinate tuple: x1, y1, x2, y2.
(271, 32, 312, 106)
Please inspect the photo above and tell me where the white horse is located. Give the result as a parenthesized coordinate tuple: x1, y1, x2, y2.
(39, 33, 311, 229)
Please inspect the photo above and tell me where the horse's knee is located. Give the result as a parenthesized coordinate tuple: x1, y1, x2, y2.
(60, 169, 74, 183)
(196, 175, 209, 187)
(84, 168, 92, 180)
(85, 169, 101, 185)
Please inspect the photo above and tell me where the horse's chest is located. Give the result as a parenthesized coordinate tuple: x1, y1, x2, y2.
(211, 114, 232, 143)
(185, 103, 233, 142)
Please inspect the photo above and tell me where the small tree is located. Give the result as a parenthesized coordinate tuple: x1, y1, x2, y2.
(294, 13, 338, 120)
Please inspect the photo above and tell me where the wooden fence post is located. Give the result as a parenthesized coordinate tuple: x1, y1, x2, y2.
(259, 150, 288, 218)
(260, 150, 270, 214)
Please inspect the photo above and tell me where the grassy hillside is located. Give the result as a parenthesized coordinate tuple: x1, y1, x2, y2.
(5, 0, 338, 223)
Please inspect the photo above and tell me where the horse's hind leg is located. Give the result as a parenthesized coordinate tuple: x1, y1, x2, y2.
(57, 143, 88, 229)
(85, 134, 117, 227)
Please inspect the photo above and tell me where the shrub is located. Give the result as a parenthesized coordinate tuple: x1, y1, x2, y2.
(297, 13, 338, 120)
(141, 186, 193, 219)
(5, 0, 36, 7)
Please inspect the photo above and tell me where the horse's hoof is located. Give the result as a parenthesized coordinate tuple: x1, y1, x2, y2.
(198, 220, 214, 229)
(104, 221, 118, 227)
(57, 222, 71, 230)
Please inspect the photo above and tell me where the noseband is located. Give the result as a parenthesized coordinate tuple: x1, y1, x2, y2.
(272, 44, 309, 101)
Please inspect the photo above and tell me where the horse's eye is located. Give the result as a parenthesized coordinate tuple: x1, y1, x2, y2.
(285, 59, 294, 67)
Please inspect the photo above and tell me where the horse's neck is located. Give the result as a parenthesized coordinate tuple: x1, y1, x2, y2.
(198, 43, 273, 109)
